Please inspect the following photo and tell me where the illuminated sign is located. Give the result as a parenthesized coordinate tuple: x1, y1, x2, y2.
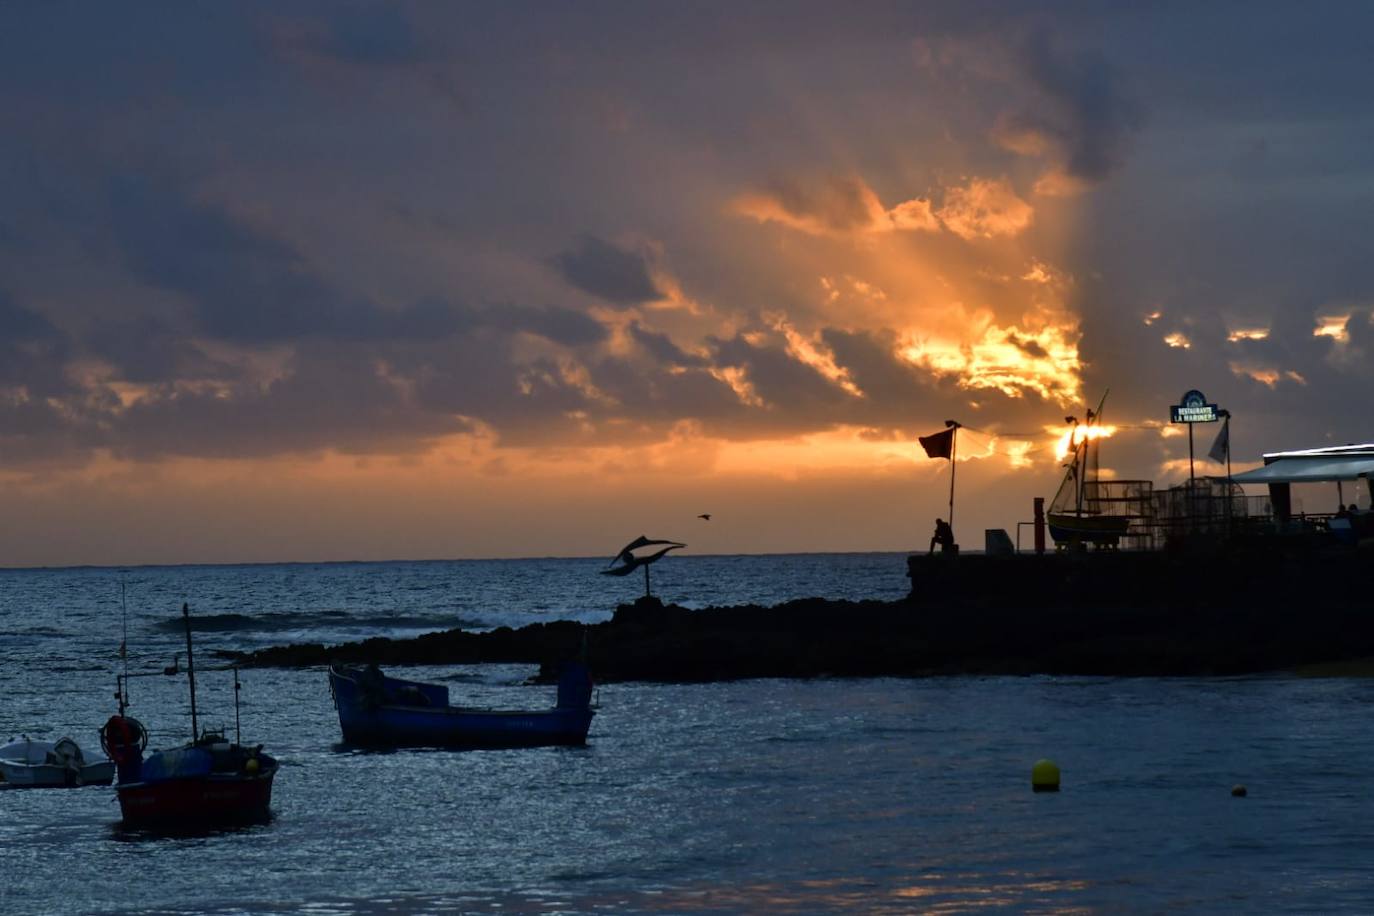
(1170, 389, 1219, 424)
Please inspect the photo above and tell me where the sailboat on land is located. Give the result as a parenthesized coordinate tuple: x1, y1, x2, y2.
(1047, 392, 1132, 548)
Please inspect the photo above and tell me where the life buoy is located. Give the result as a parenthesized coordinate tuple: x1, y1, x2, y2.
(99, 715, 147, 765)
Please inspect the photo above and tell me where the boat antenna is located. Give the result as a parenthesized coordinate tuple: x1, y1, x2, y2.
(181, 602, 199, 742)
(233, 666, 241, 745)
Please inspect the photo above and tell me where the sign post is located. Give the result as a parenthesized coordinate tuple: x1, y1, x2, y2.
(1169, 389, 1221, 532)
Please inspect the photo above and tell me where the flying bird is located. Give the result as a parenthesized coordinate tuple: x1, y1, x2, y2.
(697, 514, 711, 521)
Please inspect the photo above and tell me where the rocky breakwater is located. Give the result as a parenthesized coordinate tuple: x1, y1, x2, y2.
(224, 545, 1374, 681)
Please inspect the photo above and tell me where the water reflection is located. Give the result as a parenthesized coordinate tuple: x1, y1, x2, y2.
(585, 873, 1095, 914)
(110, 813, 275, 843)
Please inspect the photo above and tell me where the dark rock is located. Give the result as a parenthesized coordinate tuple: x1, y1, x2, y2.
(224, 547, 1374, 682)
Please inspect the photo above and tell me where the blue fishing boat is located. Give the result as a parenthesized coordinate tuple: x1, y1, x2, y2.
(327, 663, 595, 749)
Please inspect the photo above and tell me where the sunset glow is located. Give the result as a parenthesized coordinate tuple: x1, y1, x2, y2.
(899, 317, 1083, 405)
(1229, 362, 1308, 388)
(1053, 423, 1118, 462)
(1, 5, 1372, 565)
(1313, 314, 1351, 342)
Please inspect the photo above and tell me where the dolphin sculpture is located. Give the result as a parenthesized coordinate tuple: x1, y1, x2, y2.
(602, 535, 685, 597)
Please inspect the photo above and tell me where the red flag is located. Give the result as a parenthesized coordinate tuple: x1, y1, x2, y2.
(919, 427, 954, 459)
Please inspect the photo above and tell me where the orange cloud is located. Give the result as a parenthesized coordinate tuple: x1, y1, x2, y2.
(887, 197, 940, 232)
(732, 175, 891, 237)
(899, 312, 1082, 405)
(735, 174, 1028, 241)
(1032, 168, 1094, 198)
(1314, 314, 1350, 342)
(935, 177, 1034, 240)
(1229, 361, 1307, 388)
(765, 313, 864, 398)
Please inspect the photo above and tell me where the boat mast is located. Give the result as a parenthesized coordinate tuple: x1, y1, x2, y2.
(118, 578, 131, 716)
(233, 666, 241, 745)
(1070, 419, 1083, 516)
(1078, 391, 1110, 517)
(181, 602, 199, 742)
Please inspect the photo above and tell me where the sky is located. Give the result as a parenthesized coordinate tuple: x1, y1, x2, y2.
(2, 2, 1373, 566)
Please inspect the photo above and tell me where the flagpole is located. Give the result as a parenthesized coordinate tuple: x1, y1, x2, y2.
(949, 425, 957, 535)
(1221, 412, 1232, 535)
(1225, 414, 1232, 484)
(1187, 423, 1196, 534)
(944, 420, 960, 540)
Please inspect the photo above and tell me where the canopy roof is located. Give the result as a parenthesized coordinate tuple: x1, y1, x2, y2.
(1232, 443, 1374, 484)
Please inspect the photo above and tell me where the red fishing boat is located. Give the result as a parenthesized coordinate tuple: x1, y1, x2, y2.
(100, 603, 278, 828)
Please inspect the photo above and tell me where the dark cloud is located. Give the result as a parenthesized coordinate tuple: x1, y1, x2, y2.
(1007, 332, 1050, 359)
(0, 5, 268, 109)
(0, 291, 71, 395)
(752, 175, 882, 234)
(585, 356, 746, 439)
(296, 5, 421, 68)
(552, 236, 662, 305)
(628, 322, 708, 367)
(0, 292, 58, 341)
(480, 303, 607, 347)
(111, 344, 467, 461)
(0, 294, 103, 463)
(709, 333, 854, 425)
(86, 299, 605, 459)
(1001, 32, 1144, 184)
(106, 176, 606, 349)
(264, 5, 469, 110)
(84, 316, 233, 385)
(399, 332, 597, 441)
(108, 175, 343, 343)
(0, 399, 106, 466)
(822, 329, 929, 406)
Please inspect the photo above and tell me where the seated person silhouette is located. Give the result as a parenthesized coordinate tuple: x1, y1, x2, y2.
(928, 518, 955, 555)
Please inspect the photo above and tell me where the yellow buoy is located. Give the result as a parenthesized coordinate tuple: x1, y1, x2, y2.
(245, 757, 260, 774)
(1231, 784, 1247, 797)
(1031, 758, 1060, 792)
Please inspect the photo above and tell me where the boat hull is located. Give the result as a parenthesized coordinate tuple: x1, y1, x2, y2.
(0, 738, 115, 789)
(329, 666, 594, 749)
(116, 771, 276, 826)
(0, 759, 115, 788)
(1047, 513, 1132, 546)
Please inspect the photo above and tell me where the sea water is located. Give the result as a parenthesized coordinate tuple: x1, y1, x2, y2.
(2, 555, 1374, 913)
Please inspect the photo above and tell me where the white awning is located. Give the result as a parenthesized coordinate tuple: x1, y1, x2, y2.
(1232, 456, 1374, 484)
(1261, 442, 1374, 460)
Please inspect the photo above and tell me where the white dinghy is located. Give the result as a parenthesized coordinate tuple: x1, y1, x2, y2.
(0, 736, 115, 788)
